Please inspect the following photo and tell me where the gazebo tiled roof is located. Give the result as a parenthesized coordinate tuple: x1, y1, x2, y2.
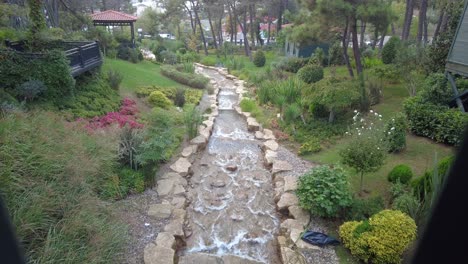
(91, 10, 137, 22)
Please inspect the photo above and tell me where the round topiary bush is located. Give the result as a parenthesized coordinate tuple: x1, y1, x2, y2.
(148, 91, 172, 109)
(387, 164, 413, 184)
(382, 36, 400, 64)
(253, 50, 266, 67)
(296, 165, 352, 218)
(297, 64, 324, 84)
(339, 210, 417, 264)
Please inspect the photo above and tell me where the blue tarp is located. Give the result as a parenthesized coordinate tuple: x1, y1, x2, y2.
(301, 231, 340, 246)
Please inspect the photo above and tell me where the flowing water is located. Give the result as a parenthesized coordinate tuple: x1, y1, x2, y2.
(182, 68, 280, 263)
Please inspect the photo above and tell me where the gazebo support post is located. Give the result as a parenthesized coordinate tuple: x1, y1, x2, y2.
(446, 71, 466, 112)
(130, 22, 135, 48)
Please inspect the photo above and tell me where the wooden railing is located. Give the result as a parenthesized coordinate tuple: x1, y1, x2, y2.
(5, 40, 103, 77)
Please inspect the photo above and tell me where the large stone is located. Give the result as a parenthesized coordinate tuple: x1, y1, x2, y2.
(290, 228, 320, 250)
(164, 218, 184, 237)
(171, 197, 186, 209)
(283, 176, 298, 192)
(277, 236, 287, 247)
(265, 150, 277, 165)
(277, 193, 299, 211)
(148, 204, 173, 219)
(172, 184, 186, 196)
(280, 247, 306, 264)
(199, 127, 211, 139)
(202, 120, 214, 128)
(280, 219, 305, 231)
(160, 172, 187, 187)
(170, 158, 191, 176)
(274, 187, 283, 202)
(181, 145, 197, 158)
(255, 131, 264, 140)
(144, 243, 175, 264)
(272, 160, 293, 175)
(247, 117, 260, 132)
(155, 232, 175, 249)
(178, 253, 221, 264)
(264, 140, 279, 151)
(263, 129, 276, 140)
(156, 179, 175, 197)
(288, 206, 310, 226)
(172, 208, 186, 220)
(190, 135, 207, 149)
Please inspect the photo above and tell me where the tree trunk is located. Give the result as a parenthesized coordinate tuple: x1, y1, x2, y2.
(417, 0, 428, 43)
(402, 0, 414, 40)
(378, 28, 387, 53)
(237, 7, 252, 60)
(391, 23, 396, 35)
(343, 19, 354, 78)
(184, 4, 196, 34)
(207, 9, 218, 49)
(228, 8, 234, 42)
(277, 0, 284, 34)
(249, 4, 255, 47)
(267, 18, 271, 44)
(218, 17, 223, 47)
(434, 8, 445, 41)
(328, 108, 335, 123)
(360, 21, 366, 48)
(193, 3, 208, 55)
(350, 17, 363, 75)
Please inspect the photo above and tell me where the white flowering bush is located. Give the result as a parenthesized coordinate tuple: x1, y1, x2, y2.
(340, 110, 388, 193)
(384, 113, 407, 152)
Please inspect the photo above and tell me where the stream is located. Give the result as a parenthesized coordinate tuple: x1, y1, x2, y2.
(181, 67, 281, 263)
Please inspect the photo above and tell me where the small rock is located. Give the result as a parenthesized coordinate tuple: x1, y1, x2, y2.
(272, 160, 293, 175)
(178, 253, 221, 264)
(274, 187, 283, 202)
(172, 208, 186, 220)
(263, 129, 276, 140)
(144, 244, 175, 264)
(283, 175, 298, 192)
(190, 135, 207, 149)
(164, 218, 184, 237)
(243, 112, 251, 118)
(255, 131, 264, 139)
(211, 180, 226, 188)
(280, 219, 305, 231)
(264, 140, 279, 151)
(247, 117, 260, 132)
(290, 228, 320, 250)
(277, 193, 299, 211)
(155, 232, 176, 249)
(147, 204, 173, 219)
(226, 165, 238, 172)
(277, 236, 287, 247)
(156, 179, 175, 197)
(288, 205, 310, 226)
(181, 145, 197, 158)
(172, 184, 186, 196)
(280, 247, 306, 264)
(265, 150, 277, 165)
(171, 197, 186, 209)
(170, 158, 191, 176)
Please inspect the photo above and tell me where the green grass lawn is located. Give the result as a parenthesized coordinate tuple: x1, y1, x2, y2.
(102, 58, 180, 92)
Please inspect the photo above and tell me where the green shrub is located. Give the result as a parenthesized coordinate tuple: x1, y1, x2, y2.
(297, 64, 324, 84)
(174, 87, 186, 107)
(225, 56, 245, 70)
(118, 125, 143, 171)
(160, 50, 177, 64)
(200, 56, 217, 66)
(390, 180, 408, 199)
(185, 89, 203, 105)
(106, 69, 123, 90)
(17, 80, 47, 101)
(0, 112, 126, 263)
(63, 74, 120, 118)
(392, 192, 421, 217)
(284, 103, 301, 124)
(298, 137, 322, 155)
(117, 168, 145, 195)
(419, 73, 452, 105)
(382, 36, 400, 64)
(339, 210, 417, 264)
(184, 104, 202, 139)
(344, 196, 385, 221)
(296, 165, 352, 218)
(0, 49, 75, 105)
(328, 42, 344, 65)
(160, 65, 209, 89)
(388, 164, 413, 184)
(240, 98, 257, 112)
(256, 80, 273, 105)
(403, 96, 468, 145)
(363, 57, 383, 68)
(253, 50, 266, 67)
(411, 156, 454, 200)
(367, 79, 383, 105)
(384, 113, 407, 152)
(148, 91, 172, 109)
(312, 47, 325, 66)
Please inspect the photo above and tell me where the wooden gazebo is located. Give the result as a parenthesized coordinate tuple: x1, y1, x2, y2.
(91, 10, 138, 47)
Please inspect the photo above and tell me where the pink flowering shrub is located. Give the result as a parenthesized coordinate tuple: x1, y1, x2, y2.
(80, 98, 144, 130)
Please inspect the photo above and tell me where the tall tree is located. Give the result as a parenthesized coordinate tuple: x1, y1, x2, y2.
(191, 0, 208, 55)
(417, 0, 428, 43)
(401, 0, 414, 40)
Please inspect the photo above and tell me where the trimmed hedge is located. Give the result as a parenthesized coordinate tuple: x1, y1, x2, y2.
(160, 65, 209, 89)
(297, 64, 324, 84)
(253, 50, 266, 67)
(148, 91, 172, 109)
(403, 96, 468, 145)
(340, 210, 417, 264)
